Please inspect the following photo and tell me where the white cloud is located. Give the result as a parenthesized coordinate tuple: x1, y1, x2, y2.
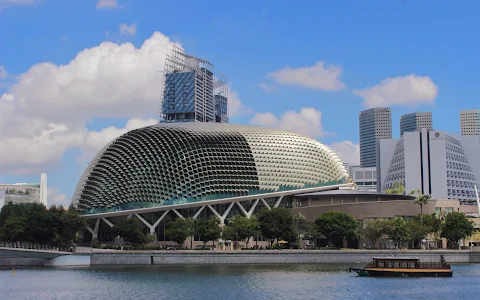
(328, 140, 360, 165)
(96, 0, 118, 8)
(120, 23, 136, 36)
(353, 74, 438, 108)
(267, 61, 345, 91)
(259, 83, 278, 93)
(0, 31, 248, 175)
(78, 118, 157, 163)
(0, 65, 6, 80)
(47, 186, 71, 208)
(250, 107, 323, 138)
(228, 88, 252, 117)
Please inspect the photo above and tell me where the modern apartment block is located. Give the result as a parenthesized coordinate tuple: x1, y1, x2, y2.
(160, 46, 228, 123)
(359, 107, 392, 167)
(460, 109, 480, 136)
(377, 129, 480, 204)
(400, 112, 432, 136)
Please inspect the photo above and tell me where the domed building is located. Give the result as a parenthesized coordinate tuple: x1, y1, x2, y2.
(74, 123, 350, 214)
(73, 123, 354, 243)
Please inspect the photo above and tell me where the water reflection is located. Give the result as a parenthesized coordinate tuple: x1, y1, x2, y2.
(0, 264, 479, 300)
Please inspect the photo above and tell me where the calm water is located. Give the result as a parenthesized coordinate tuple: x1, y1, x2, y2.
(1, 264, 479, 300)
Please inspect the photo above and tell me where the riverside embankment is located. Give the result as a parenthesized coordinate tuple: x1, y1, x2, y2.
(2, 249, 480, 266)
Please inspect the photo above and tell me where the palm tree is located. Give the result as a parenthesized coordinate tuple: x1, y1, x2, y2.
(410, 189, 431, 225)
(293, 213, 305, 248)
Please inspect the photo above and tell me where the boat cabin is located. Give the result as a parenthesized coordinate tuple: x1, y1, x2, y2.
(371, 257, 420, 269)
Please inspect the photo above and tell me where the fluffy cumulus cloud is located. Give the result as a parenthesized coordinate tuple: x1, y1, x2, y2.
(0, 31, 247, 175)
(267, 61, 346, 91)
(96, 0, 118, 8)
(120, 23, 136, 36)
(353, 74, 438, 108)
(328, 140, 360, 165)
(250, 107, 324, 138)
(47, 186, 71, 207)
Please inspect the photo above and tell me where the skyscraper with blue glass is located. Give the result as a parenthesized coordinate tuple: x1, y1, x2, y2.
(161, 46, 228, 123)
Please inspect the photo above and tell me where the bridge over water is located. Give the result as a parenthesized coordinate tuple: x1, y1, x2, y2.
(0, 242, 71, 259)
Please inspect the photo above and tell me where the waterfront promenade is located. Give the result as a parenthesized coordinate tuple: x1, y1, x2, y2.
(2, 248, 480, 266)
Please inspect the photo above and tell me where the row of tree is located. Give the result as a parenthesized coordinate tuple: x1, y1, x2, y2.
(111, 206, 474, 250)
(0, 203, 86, 246)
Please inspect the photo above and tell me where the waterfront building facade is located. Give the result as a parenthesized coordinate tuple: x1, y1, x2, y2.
(161, 46, 228, 123)
(460, 109, 480, 136)
(73, 123, 353, 242)
(377, 129, 480, 204)
(359, 107, 392, 167)
(400, 112, 432, 136)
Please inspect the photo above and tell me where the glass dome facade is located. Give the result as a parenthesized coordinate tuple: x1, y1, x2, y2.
(73, 123, 349, 214)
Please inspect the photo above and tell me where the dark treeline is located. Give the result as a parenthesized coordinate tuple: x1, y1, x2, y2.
(0, 203, 86, 246)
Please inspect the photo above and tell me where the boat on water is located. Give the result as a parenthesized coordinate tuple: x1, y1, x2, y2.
(349, 256, 453, 277)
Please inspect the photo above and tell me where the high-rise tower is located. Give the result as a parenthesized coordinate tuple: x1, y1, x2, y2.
(359, 107, 392, 167)
(460, 109, 480, 136)
(160, 46, 228, 123)
(400, 112, 432, 136)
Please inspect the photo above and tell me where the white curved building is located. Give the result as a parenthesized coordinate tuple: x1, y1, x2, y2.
(377, 129, 480, 204)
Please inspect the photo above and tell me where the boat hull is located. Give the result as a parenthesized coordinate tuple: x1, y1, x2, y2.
(350, 268, 453, 277)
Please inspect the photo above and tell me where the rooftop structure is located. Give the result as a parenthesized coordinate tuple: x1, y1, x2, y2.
(160, 46, 228, 123)
(400, 112, 432, 136)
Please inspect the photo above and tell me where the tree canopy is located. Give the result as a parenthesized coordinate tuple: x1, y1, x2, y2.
(112, 218, 147, 245)
(362, 219, 389, 248)
(164, 218, 195, 246)
(223, 215, 259, 245)
(441, 212, 475, 248)
(384, 182, 405, 195)
(0, 203, 86, 246)
(385, 217, 409, 248)
(196, 217, 222, 247)
(315, 211, 359, 247)
(257, 207, 294, 245)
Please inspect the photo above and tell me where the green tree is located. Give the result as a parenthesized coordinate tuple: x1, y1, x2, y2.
(257, 207, 294, 246)
(196, 217, 222, 248)
(223, 215, 259, 246)
(112, 218, 146, 245)
(441, 212, 475, 249)
(384, 182, 405, 195)
(315, 211, 359, 248)
(386, 218, 409, 249)
(406, 219, 430, 249)
(0, 216, 28, 242)
(165, 218, 195, 247)
(362, 219, 389, 249)
(410, 190, 431, 225)
(293, 213, 307, 248)
(61, 208, 87, 245)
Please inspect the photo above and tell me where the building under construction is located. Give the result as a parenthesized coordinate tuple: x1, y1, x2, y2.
(160, 46, 228, 123)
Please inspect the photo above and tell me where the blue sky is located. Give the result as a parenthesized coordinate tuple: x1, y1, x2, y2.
(1, 0, 479, 205)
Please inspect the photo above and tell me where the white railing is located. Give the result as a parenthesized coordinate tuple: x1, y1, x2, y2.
(0, 241, 72, 253)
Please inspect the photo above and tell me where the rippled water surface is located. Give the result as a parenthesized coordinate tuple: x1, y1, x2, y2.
(1, 264, 479, 300)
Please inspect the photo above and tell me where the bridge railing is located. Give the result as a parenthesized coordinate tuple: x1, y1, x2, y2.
(0, 241, 72, 253)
